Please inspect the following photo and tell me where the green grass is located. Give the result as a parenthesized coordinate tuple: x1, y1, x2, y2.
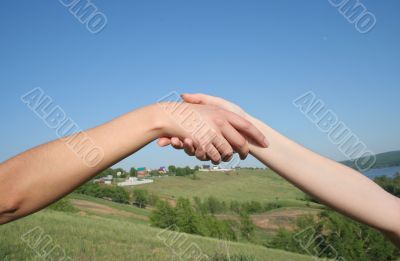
(0, 170, 326, 260)
(0, 209, 321, 261)
(131, 169, 314, 206)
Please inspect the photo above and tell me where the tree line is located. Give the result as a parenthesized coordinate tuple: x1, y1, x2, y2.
(75, 183, 130, 203)
(267, 174, 400, 260)
(374, 173, 400, 197)
(268, 211, 399, 261)
(150, 197, 254, 241)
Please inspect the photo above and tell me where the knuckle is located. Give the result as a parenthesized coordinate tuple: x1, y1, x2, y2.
(236, 138, 247, 148)
(213, 118, 225, 127)
(242, 121, 252, 129)
(222, 148, 233, 157)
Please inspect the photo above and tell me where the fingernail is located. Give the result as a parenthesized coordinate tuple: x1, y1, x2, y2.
(263, 138, 269, 148)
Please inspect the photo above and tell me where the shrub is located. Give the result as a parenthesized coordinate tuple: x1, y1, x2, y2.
(151, 197, 237, 241)
(239, 212, 255, 240)
(47, 198, 77, 213)
(133, 189, 149, 208)
(75, 183, 129, 204)
(150, 200, 177, 229)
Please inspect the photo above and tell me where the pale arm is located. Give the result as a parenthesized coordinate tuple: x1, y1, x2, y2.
(247, 116, 400, 246)
(169, 93, 400, 247)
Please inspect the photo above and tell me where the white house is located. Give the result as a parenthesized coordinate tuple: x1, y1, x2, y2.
(117, 177, 153, 187)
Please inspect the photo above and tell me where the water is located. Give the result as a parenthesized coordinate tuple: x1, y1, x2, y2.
(362, 166, 400, 179)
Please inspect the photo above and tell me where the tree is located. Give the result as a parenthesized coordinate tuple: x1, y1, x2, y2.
(95, 168, 113, 179)
(150, 201, 177, 229)
(129, 167, 137, 177)
(175, 198, 203, 234)
(133, 189, 149, 208)
(184, 166, 193, 175)
(268, 211, 400, 260)
(175, 168, 184, 176)
(207, 196, 222, 214)
(168, 165, 176, 173)
(114, 167, 127, 178)
(150, 170, 160, 176)
(75, 183, 129, 203)
(240, 212, 255, 240)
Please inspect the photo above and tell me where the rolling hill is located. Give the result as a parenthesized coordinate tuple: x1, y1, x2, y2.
(130, 169, 314, 207)
(0, 195, 321, 261)
(341, 150, 400, 169)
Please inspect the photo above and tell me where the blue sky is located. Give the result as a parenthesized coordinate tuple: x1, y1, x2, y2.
(1, 0, 399, 169)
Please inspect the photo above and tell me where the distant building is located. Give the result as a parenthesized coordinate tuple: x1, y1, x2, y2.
(104, 175, 113, 181)
(199, 165, 211, 171)
(137, 167, 149, 178)
(117, 177, 153, 187)
(199, 165, 232, 172)
(158, 166, 167, 174)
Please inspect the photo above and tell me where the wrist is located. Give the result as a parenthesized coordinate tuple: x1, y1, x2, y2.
(146, 102, 181, 138)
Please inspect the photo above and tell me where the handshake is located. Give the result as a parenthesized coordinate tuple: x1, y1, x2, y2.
(154, 93, 269, 165)
(3, 92, 400, 249)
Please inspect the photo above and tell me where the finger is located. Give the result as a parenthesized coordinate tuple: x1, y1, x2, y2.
(157, 137, 172, 147)
(212, 135, 234, 162)
(195, 146, 208, 161)
(183, 138, 196, 156)
(220, 123, 250, 160)
(204, 143, 221, 164)
(171, 137, 184, 149)
(225, 112, 269, 148)
(224, 153, 234, 162)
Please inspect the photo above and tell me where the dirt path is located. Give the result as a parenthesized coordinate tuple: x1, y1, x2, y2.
(216, 208, 321, 231)
(251, 208, 321, 230)
(71, 199, 149, 221)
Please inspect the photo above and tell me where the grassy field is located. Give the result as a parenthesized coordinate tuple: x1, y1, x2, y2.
(0, 204, 321, 261)
(0, 169, 327, 260)
(131, 169, 312, 205)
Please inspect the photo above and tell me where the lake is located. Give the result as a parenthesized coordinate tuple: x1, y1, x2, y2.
(363, 166, 400, 179)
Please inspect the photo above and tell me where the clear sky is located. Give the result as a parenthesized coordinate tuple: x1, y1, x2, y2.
(1, 0, 399, 169)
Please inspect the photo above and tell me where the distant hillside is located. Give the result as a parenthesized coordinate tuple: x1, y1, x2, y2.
(0, 198, 321, 261)
(341, 150, 400, 169)
(130, 169, 307, 204)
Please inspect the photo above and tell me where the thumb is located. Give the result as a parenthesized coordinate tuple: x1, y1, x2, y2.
(180, 93, 204, 104)
(157, 137, 172, 147)
(181, 93, 220, 106)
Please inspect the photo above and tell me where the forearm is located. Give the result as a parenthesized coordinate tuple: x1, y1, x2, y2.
(248, 116, 400, 243)
(0, 105, 163, 224)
